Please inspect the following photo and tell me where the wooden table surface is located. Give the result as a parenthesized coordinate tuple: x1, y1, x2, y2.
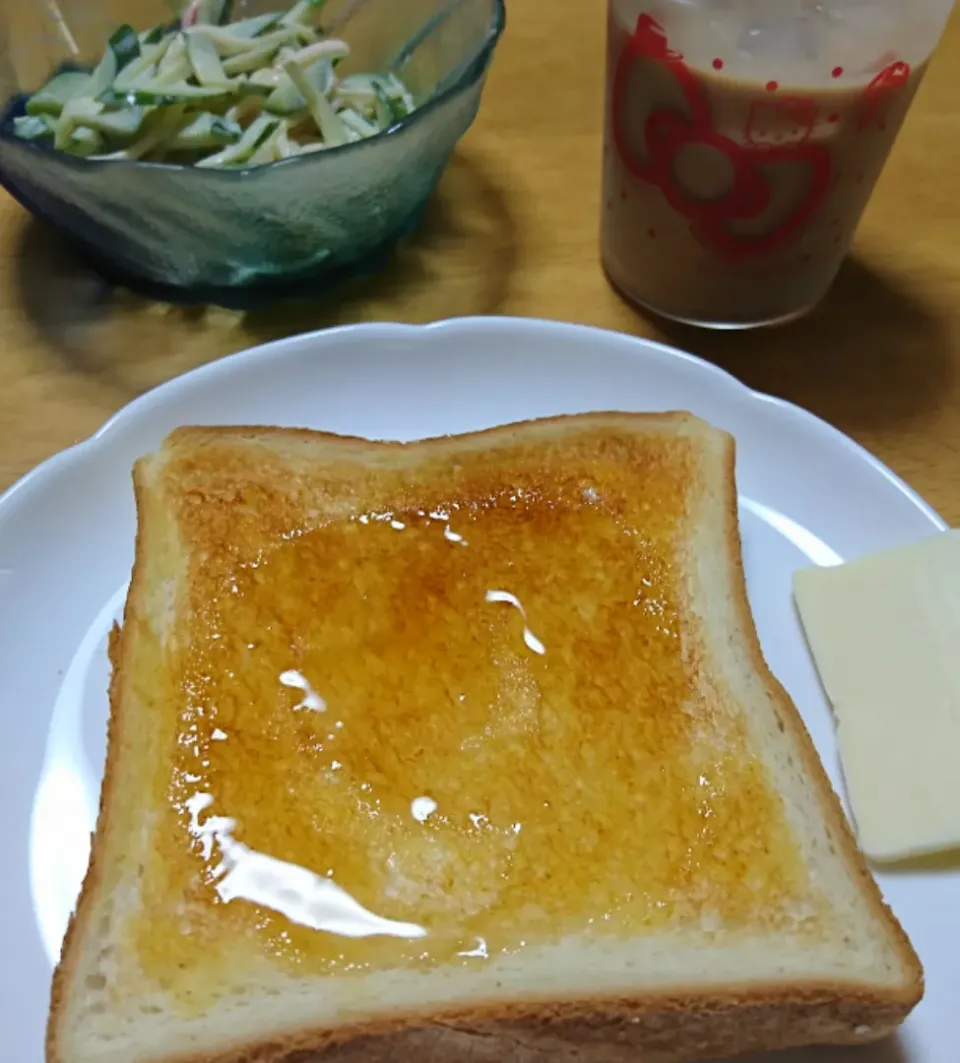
(1, 1, 959, 521)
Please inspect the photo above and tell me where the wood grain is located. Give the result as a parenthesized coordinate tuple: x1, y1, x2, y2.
(1, 0, 958, 522)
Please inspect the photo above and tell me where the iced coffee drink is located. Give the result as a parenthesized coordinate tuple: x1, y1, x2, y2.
(601, 1, 953, 327)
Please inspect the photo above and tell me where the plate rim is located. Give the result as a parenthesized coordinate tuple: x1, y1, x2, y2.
(0, 316, 947, 532)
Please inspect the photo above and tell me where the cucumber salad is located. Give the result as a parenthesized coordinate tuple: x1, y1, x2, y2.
(11, 0, 417, 168)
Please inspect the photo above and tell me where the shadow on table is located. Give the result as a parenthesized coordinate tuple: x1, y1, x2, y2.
(241, 146, 519, 343)
(12, 146, 517, 397)
(879, 847, 960, 874)
(642, 256, 952, 437)
(14, 219, 120, 353)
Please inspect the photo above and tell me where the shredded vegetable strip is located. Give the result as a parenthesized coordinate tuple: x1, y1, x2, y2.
(12, 0, 418, 168)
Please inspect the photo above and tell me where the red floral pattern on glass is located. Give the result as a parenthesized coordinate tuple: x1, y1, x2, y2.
(858, 61, 911, 130)
(611, 13, 833, 260)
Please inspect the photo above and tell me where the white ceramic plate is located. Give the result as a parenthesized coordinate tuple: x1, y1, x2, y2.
(0, 317, 954, 1063)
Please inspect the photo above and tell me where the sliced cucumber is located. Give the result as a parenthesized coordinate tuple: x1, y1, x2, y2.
(186, 24, 272, 56)
(114, 38, 171, 91)
(169, 111, 241, 149)
(24, 71, 92, 116)
(233, 78, 274, 98)
(109, 25, 141, 74)
(223, 13, 283, 38)
(13, 114, 56, 140)
(339, 107, 378, 138)
(264, 55, 334, 114)
(187, 31, 228, 84)
(155, 32, 191, 83)
(14, 0, 415, 166)
(280, 0, 329, 28)
(247, 121, 287, 164)
(195, 111, 278, 167)
(291, 23, 320, 46)
(68, 126, 105, 156)
(93, 104, 186, 160)
(140, 23, 172, 46)
(100, 79, 237, 106)
(286, 38, 348, 66)
(263, 78, 305, 115)
(82, 105, 146, 138)
(84, 24, 140, 98)
(283, 58, 346, 146)
(221, 33, 291, 76)
(87, 49, 116, 98)
(338, 73, 377, 94)
(384, 72, 416, 116)
(191, 0, 233, 25)
(54, 97, 101, 151)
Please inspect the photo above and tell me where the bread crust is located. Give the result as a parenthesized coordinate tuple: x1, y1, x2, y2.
(47, 456, 169, 1063)
(98, 986, 913, 1063)
(715, 427, 923, 1003)
(46, 412, 923, 1063)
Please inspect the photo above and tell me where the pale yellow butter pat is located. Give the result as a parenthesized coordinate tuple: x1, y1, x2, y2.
(793, 530, 960, 863)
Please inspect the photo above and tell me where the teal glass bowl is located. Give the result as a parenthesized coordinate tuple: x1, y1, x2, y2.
(0, 0, 504, 307)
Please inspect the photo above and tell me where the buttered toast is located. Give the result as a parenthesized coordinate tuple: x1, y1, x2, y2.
(48, 413, 922, 1063)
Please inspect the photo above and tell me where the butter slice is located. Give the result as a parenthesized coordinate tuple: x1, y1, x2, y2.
(793, 530, 960, 863)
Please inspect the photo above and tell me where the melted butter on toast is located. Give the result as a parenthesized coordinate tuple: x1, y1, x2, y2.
(133, 434, 813, 995)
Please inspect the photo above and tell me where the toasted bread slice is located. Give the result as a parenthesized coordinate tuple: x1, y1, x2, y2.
(48, 413, 921, 1063)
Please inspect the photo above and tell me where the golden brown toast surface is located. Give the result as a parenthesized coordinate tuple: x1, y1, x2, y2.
(130, 416, 814, 1006)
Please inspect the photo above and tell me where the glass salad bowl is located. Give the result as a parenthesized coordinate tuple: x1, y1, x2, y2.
(0, 0, 504, 306)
